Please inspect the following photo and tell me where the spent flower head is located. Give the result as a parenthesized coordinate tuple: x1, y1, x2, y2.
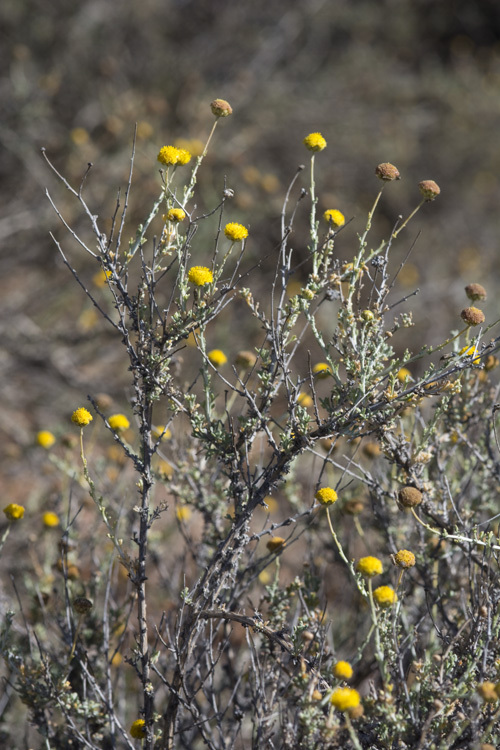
(71, 407, 93, 427)
(398, 486, 422, 508)
(3, 503, 25, 522)
(210, 99, 233, 117)
(224, 222, 248, 241)
(418, 179, 441, 201)
(465, 282, 487, 301)
(303, 132, 327, 152)
(375, 162, 400, 181)
(323, 209, 345, 227)
(188, 266, 213, 286)
(176, 148, 192, 165)
(461, 306, 485, 327)
(393, 549, 416, 568)
(73, 597, 93, 615)
(315, 487, 338, 506)
(356, 556, 383, 578)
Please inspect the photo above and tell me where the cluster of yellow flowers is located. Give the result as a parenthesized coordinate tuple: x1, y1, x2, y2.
(157, 145, 192, 166)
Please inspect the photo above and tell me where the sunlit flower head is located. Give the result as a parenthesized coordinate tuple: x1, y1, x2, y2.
(297, 392, 313, 408)
(108, 414, 130, 432)
(130, 719, 146, 739)
(208, 349, 228, 367)
(356, 556, 383, 578)
(373, 585, 398, 608)
(176, 148, 192, 165)
(330, 687, 360, 712)
(224, 222, 249, 241)
(71, 408, 93, 427)
(313, 362, 332, 379)
(165, 208, 186, 222)
(152, 425, 172, 441)
(3, 503, 25, 521)
(397, 367, 411, 382)
(303, 132, 327, 152)
(323, 209, 345, 227)
(333, 660, 353, 680)
(188, 266, 213, 286)
(266, 536, 286, 552)
(393, 549, 416, 568)
(315, 487, 338, 506)
(176, 506, 192, 522)
(37, 431, 56, 449)
(157, 146, 180, 166)
(43, 511, 60, 528)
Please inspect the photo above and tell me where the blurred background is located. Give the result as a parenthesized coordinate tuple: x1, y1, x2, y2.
(1, 0, 500, 484)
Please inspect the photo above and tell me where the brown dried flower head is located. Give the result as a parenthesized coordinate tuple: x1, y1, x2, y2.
(418, 180, 441, 201)
(398, 486, 423, 508)
(210, 99, 233, 118)
(465, 283, 487, 302)
(461, 306, 485, 327)
(235, 350, 257, 369)
(344, 499, 364, 516)
(477, 681, 498, 703)
(375, 162, 400, 181)
(73, 597, 93, 615)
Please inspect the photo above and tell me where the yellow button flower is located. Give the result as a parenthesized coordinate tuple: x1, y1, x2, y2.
(108, 414, 130, 432)
(71, 408, 93, 427)
(303, 132, 327, 152)
(267, 537, 286, 552)
(165, 208, 186, 222)
(208, 349, 228, 367)
(157, 146, 181, 165)
(315, 487, 338, 506)
(3, 503, 25, 521)
(188, 266, 213, 286)
(37, 431, 56, 449)
(313, 362, 332, 379)
(333, 660, 353, 680)
(393, 549, 416, 568)
(129, 719, 146, 739)
(356, 556, 383, 578)
(324, 209, 345, 227)
(43, 511, 60, 528)
(373, 585, 398, 608)
(224, 222, 249, 241)
(330, 687, 360, 711)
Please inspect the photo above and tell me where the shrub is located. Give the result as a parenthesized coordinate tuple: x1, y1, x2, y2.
(1, 99, 500, 749)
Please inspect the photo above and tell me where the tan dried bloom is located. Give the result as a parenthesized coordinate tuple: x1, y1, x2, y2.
(235, 350, 257, 369)
(477, 681, 498, 703)
(461, 306, 485, 327)
(375, 162, 400, 181)
(465, 283, 487, 301)
(418, 180, 441, 201)
(398, 486, 422, 508)
(73, 597, 93, 615)
(211, 99, 232, 117)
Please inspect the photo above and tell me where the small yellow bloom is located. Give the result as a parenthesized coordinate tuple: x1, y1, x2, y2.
(303, 132, 327, 152)
(393, 549, 416, 568)
(129, 719, 146, 739)
(152, 425, 172, 441)
(157, 145, 180, 165)
(43, 511, 60, 528)
(267, 536, 286, 552)
(37, 431, 56, 449)
(176, 506, 192, 522)
(315, 487, 338, 506)
(92, 268, 112, 287)
(373, 585, 398, 608)
(459, 345, 481, 365)
(208, 349, 228, 367)
(188, 266, 213, 286)
(324, 209, 345, 227)
(297, 392, 313, 408)
(477, 682, 498, 703)
(3, 503, 25, 521)
(108, 414, 130, 432)
(397, 367, 411, 382)
(157, 461, 174, 480)
(356, 556, 383, 578)
(313, 362, 332, 379)
(330, 687, 360, 711)
(333, 660, 353, 680)
(224, 222, 249, 241)
(165, 208, 186, 222)
(71, 408, 93, 427)
(176, 148, 192, 165)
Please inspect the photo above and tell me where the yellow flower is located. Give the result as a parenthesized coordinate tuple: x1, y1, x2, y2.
(393, 549, 416, 568)
(297, 393, 313, 408)
(188, 266, 213, 286)
(324, 209, 345, 227)
(267, 537, 286, 552)
(459, 345, 481, 364)
(176, 506, 192, 522)
(333, 661, 353, 680)
(303, 132, 327, 152)
(3, 503, 25, 521)
(224, 222, 249, 241)
(397, 367, 411, 382)
(129, 719, 146, 739)
(43, 511, 60, 528)
(373, 585, 398, 608)
(313, 362, 332, 379)
(315, 487, 338, 506)
(71, 408, 93, 427)
(108, 414, 130, 432)
(92, 269, 112, 287)
(176, 148, 192, 165)
(477, 682, 498, 703)
(157, 145, 180, 165)
(208, 349, 228, 367)
(152, 425, 172, 441)
(165, 208, 186, 222)
(356, 556, 383, 578)
(37, 431, 56, 449)
(330, 687, 360, 712)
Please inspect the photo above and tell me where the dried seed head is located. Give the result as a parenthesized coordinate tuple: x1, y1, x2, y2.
(73, 597, 93, 615)
(375, 162, 400, 181)
(344, 499, 364, 515)
(418, 180, 441, 201)
(477, 681, 498, 703)
(210, 99, 232, 117)
(234, 350, 257, 369)
(465, 282, 487, 301)
(461, 306, 485, 327)
(398, 486, 423, 508)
